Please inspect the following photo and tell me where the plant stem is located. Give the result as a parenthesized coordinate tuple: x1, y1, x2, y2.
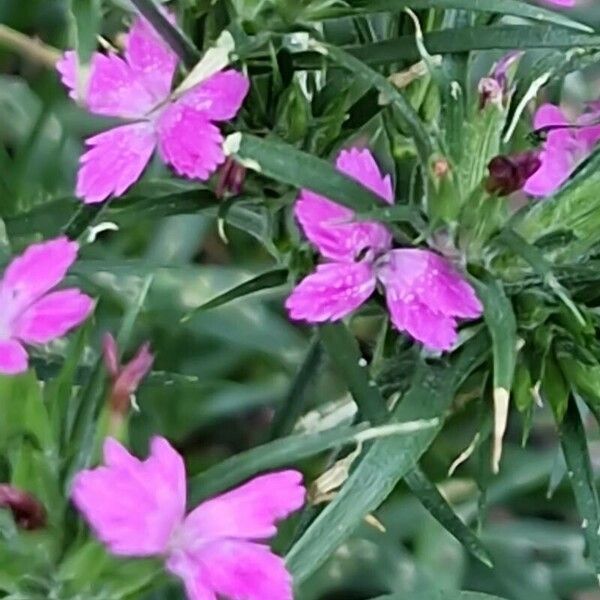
(0, 24, 61, 67)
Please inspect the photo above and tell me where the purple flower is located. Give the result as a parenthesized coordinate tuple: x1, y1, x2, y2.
(72, 436, 305, 600)
(0, 237, 93, 374)
(285, 148, 483, 352)
(57, 16, 249, 204)
(524, 103, 600, 197)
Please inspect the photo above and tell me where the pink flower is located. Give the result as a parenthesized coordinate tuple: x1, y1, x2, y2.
(524, 103, 600, 197)
(285, 148, 483, 351)
(72, 436, 305, 600)
(0, 237, 94, 375)
(57, 15, 249, 204)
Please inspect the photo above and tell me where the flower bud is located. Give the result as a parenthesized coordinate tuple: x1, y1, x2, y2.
(0, 485, 46, 530)
(485, 151, 542, 196)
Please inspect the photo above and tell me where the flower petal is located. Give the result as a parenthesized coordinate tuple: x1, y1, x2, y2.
(13, 290, 93, 344)
(384, 295, 459, 351)
(76, 123, 156, 204)
(0, 340, 28, 375)
(157, 104, 225, 180)
(286, 262, 376, 323)
(0, 237, 79, 315)
(378, 249, 482, 319)
(335, 147, 394, 203)
(523, 145, 574, 197)
(56, 51, 156, 118)
(71, 436, 186, 556)
(294, 148, 393, 261)
(295, 191, 392, 262)
(125, 16, 178, 101)
(178, 70, 250, 121)
(182, 470, 304, 542)
(167, 541, 292, 600)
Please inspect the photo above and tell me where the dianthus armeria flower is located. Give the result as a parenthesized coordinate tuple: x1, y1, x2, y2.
(72, 436, 305, 600)
(524, 103, 600, 197)
(0, 237, 93, 374)
(285, 148, 483, 351)
(57, 15, 249, 203)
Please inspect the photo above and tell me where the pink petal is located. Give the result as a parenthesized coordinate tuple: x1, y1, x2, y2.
(0, 340, 28, 375)
(294, 148, 393, 261)
(384, 296, 459, 351)
(182, 471, 304, 542)
(178, 70, 250, 121)
(71, 436, 186, 556)
(335, 148, 394, 204)
(295, 191, 392, 262)
(157, 104, 225, 180)
(116, 342, 154, 395)
(76, 123, 156, 204)
(523, 144, 574, 197)
(533, 103, 570, 131)
(378, 249, 483, 319)
(102, 333, 119, 377)
(167, 541, 292, 600)
(56, 51, 156, 118)
(13, 289, 93, 344)
(542, 0, 575, 6)
(0, 237, 79, 315)
(285, 262, 377, 323)
(125, 16, 178, 101)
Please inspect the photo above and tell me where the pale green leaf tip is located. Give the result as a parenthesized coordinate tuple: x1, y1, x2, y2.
(492, 387, 510, 474)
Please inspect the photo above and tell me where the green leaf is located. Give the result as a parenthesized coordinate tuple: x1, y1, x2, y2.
(269, 336, 322, 439)
(472, 277, 517, 473)
(67, 0, 101, 67)
(182, 268, 288, 321)
(514, 148, 600, 258)
(371, 592, 511, 600)
(333, 0, 590, 32)
(286, 336, 486, 583)
(404, 466, 493, 568)
(312, 42, 432, 164)
(344, 27, 600, 65)
(188, 420, 438, 505)
(556, 400, 600, 580)
(319, 322, 388, 425)
(129, 0, 200, 68)
(227, 133, 387, 212)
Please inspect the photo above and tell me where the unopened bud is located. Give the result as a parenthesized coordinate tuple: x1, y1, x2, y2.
(0, 485, 46, 530)
(485, 151, 542, 196)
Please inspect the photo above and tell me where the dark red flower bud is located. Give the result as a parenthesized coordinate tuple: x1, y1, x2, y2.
(485, 150, 542, 196)
(216, 157, 246, 199)
(0, 485, 46, 530)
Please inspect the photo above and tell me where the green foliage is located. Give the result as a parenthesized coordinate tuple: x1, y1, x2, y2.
(2, 0, 600, 599)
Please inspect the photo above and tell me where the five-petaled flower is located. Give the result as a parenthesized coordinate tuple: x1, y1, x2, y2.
(0, 237, 93, 375)
(285, 148, 483, 351)
(524, 103, 600, 197)
(57, 14, 249, 204)
(72, 436, 305, 600)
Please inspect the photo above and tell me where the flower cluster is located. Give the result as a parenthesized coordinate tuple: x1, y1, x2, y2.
(1, 1, 591, 598)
